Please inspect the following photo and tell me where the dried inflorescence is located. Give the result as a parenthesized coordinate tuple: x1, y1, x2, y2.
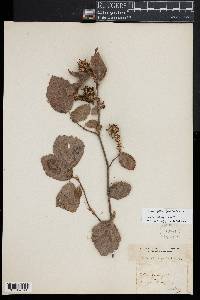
(106, 124, 122, 152)
(74, 86, 96, 104)
(78, 59, 92, 74)
(41, 48, 136, 256)
(96, 97, 105, 110)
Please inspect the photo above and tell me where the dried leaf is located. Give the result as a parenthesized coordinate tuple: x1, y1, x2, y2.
(109, 181, 131, 200)
(74, 186, 82, 199)
(91, 105, 98, 115)
(71, 82, 82, 90)
(41, 154, 73, 181)
(53, 135, 85, 169)
(70, 104, 90, 123)
(66, 82, 77, 96)
(85, 120, 99, 130)
(46, 76, 75, 113)
(91, 221, 121, 256)
(119, 152, 136, 170)
(56, 182, 81, 212)
(68, 69, 89, 84)
(90, 48, 107, 81)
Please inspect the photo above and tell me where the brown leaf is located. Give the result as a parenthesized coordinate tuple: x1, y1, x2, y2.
(74, 186, 82, 199)
(109, 181, 131, 200)
(70, 104, 90, 123)
(66, 82, 78, 96)
(46, 76, 76, 113)
(91, 221, 121, 256)
(41, 154, 73, 181)
(68, 69, 89, 84)
(91, 105, 98, 115)
(53, 135, 85, 169)
(85, 120, 99, 130)
(56, 182, 81, 213)
(119, 152, 136, 170)
(90, 48, 107, 81)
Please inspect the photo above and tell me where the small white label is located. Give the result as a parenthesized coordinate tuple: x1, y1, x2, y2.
(5, 282, 32, 293)
(142, 208, 193, 224)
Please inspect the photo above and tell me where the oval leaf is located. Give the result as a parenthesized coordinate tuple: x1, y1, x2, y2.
(41, 154, 73, 181)
(70, 104, 90, 123)
(90, 48, 107, 81)
(46, 76, 75, 113)
(91, 105, 98, 115)
(85, 120, 99, 129)
(53, 135, 85, 169)
(109, 181, 131, 200)
(74, 186, 82, 199)
(56, 182, 81, 213)
(119, 152, 136, 170)
(91, 221, 121, 256)
(68, 69, 89, 84)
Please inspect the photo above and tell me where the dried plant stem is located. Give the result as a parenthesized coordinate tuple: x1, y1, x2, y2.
(73, 176, 102, 222)
(76, 123, 97, 135)
(109, 154, 120, 168)
(96, 81, 101, 125)
(73, 82, 113, 220)
(97, 133, 112, 219)
(95, 81, 112, 220)
(44, 50, 135, 256)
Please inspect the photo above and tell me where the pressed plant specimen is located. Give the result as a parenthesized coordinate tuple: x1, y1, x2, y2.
(41, 48, 136, 256)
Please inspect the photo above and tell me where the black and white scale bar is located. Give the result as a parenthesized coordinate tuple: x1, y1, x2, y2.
(96, 1, 194, 22)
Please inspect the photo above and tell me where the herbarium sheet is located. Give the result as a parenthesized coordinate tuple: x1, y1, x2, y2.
(3, 22, 193, 294)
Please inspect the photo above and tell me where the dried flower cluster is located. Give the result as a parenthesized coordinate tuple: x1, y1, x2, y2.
(78, 59, 91, 72)
(74, 86, 96, 104)
(107, 124, 122, 152)
(41, 48, 136, 256)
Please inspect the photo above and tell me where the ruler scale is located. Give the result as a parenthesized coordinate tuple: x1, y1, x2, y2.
(96, 1, 194, 22)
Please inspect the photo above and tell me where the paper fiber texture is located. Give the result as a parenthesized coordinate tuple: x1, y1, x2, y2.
(3, 22, 193, 294)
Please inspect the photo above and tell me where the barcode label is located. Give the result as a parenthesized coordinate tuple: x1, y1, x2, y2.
(5, 282, 32, 293)
(96, 1, 194, 22)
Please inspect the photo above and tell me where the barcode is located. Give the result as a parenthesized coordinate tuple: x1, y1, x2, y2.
(5, 282, 32, 293)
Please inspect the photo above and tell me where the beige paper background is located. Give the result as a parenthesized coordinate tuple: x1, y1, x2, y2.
(3, 22, 193, 294)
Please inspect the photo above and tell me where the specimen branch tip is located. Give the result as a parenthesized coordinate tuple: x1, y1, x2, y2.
(42, 48, 136, 256)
